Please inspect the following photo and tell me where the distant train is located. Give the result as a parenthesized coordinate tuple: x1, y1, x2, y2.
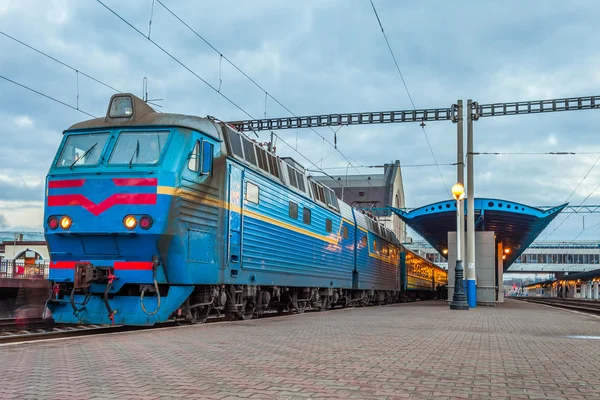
(44, 93, 447, 326)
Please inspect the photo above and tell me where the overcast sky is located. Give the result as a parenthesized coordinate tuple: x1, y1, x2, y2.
(1, 0, 600, 242)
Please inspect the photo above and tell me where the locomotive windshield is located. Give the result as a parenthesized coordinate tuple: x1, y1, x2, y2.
(55, 132, 109, 168)
(108, 131, 169, 165)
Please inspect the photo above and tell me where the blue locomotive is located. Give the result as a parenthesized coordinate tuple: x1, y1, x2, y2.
(44, 93, 447, 326)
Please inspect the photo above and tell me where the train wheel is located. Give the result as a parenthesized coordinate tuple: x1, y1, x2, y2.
(191, 307, 210, 324)
(295, 300, 307, 314)
(238, 300, 255, 320)
(319, 296, 329, 311)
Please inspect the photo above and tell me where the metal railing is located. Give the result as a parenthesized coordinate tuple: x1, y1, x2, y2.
(0, 260, 49, 279)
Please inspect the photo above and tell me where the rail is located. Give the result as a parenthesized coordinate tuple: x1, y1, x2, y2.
(514, 297, 600, 315)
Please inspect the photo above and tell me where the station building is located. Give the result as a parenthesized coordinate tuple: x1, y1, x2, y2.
(312, 160, 406, 243)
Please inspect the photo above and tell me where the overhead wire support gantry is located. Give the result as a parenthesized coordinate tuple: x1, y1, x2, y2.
(228, 106, 456, 132)
(471, 95, 600, 119)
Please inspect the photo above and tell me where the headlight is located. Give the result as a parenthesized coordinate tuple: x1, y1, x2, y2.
(123, 215, 137, 230)
(59, 216, 72, 230)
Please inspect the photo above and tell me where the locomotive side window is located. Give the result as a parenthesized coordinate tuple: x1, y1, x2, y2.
(325, 218, 332, 233)
(56, 132, 109, 167)
(256, 146, 269, 173)
(227, 129, 244, 158)
(246, 182, 259, 204)
(289, 201, 298, 219)
(109, 131, 169, 165)
(361, 236, 367, 247)
(343, 226, 348, 239)
(187, 140, 200, 172)
(267, 154, 280, 178)
(201, 141, 214, 176)
(303, 208, 311, 224)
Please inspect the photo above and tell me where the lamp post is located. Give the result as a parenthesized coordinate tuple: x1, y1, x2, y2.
(450, 183, 469, 310)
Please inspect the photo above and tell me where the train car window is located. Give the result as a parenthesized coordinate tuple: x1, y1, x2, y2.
(361, 236, 367, 247)
(246, 182, 259, 204)
(373, 241, 378, 252)
(303, 208, 311, 224)
(256, 146, 269, 173)
(343, 226, 348, 239)
(187, 140, 200, 172)
(326, 218, 332, 233)
(56, 132, 109, 167)
(289, 201, 298, 219)
(241, 137, 257, 166)
(201, 141, 214, 176)
(267, 153, 280, 178)
(109, 131, 169, 165)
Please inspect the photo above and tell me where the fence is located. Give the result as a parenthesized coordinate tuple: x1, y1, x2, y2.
(0, 260, 49, 279)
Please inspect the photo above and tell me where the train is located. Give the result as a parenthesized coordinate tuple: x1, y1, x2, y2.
(44, 93, 447, 326)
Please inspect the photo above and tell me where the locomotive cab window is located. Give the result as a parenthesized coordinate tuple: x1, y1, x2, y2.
(109, 131, 169, 165)
(188, 140, 200, 172)
(289, 201, 298, 219)
(56, 132, 109, 168)
(325, 218, 332, 233)
(246, 182, 259, 204)
(303, 208, 311, 224)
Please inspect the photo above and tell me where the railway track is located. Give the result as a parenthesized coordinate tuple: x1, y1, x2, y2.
(515, 296, 600, 315)
(0, 298, 427, 344)
(0, 317, 149, 345)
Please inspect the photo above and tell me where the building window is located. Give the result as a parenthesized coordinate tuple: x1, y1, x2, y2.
(246, 182, 259, 204)
(342, 226, 348, 239)
(289, 201, 298, 219)
(326, 218, 332, 233)
(359, 191, 365, 198)
(303, 208, 311, 224)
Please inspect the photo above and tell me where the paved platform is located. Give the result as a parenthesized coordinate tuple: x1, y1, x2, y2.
(2, 299, 600, 400)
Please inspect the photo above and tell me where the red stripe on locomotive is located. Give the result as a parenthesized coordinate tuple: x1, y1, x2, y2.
(48, 179, 85, 188)
(47, 193, 157, 216)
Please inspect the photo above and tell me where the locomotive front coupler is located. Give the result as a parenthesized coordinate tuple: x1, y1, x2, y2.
(73, 262, 117, 290)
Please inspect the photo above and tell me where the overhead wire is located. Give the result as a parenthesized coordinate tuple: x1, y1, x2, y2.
(97, 1, 372, 201)
(0, 74, 96, 118)
(369, 0, 449, 197)
(543, 155, 600, 240)
(153, 0, 388, 201)
(0, 30, 121, 94)
(96, 0, 255, 121)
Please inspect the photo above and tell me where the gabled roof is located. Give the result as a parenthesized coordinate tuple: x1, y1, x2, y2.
(390, 198, 566, 270)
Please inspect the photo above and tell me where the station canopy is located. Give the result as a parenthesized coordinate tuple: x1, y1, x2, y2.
(390, 198, 566, 269)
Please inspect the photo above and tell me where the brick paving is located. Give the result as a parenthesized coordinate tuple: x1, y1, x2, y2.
(1, 299, 600, 399)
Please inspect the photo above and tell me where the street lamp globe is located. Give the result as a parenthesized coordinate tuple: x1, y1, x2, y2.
(452, 183, 465, 200)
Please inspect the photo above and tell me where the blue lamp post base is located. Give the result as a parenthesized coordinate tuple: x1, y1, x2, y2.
(450, 260, 469, 310)
(467, 279, 476, 308)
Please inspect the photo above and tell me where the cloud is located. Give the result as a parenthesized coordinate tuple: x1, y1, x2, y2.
(1, 0, 600, 240)
(13, 115, 33, 128)
(0, 214, 8, 229)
